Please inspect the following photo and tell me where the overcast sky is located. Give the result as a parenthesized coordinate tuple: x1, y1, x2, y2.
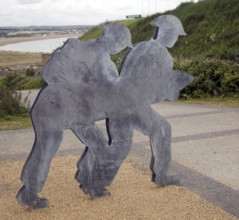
(0, 0, 198, 27)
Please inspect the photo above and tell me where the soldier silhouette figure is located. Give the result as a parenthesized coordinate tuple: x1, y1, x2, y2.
(77, 15, 193, 197)
(17, 15, 193, 209)
(17, 23, 132, 209)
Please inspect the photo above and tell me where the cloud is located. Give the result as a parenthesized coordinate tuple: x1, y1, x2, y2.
(0, 0, 199, 26)
(17, 0, 42, 4)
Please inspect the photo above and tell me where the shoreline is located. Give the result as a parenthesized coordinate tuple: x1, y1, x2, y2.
(0, 33, 82, 47)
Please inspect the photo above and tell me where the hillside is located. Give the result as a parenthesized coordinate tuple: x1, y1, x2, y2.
(82, 0, 239, 60)
(80, 0, 239, 99)
(169, 0, 239, 58)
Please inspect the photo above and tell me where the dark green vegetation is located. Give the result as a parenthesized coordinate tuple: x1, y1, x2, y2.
(104, 0, 239, 59)
(0, 83, 31, 129)
(176, 58, 239, 98)
(82, 0, 239, 100)
(0, 84, 29, 118)
(2, 72, 44, 90)
(0, 69, 44, 125)
(170, 0, 239, 58)
(82, 0, 239, 59)
(0, 75, 32, 129)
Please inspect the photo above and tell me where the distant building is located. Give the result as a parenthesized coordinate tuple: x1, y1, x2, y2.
(126, 14, 142, 19)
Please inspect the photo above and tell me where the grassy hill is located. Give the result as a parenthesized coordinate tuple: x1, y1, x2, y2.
(83, 0, 239, 59)
(168, 0, 239, 58)
(81, 0, 239, 99)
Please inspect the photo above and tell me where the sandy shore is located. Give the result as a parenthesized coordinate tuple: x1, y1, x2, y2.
(0, 155, 237, 220)
(0, 33, 83, 47)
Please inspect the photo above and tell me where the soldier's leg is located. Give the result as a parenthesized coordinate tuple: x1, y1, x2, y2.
(71, 124, 110, 198)
(72, 121, 133, 197)
(134, 107, 178, 186)
(17, 122, 63, 209)
(149, 117, 174, 185)
(102, 119, 133, 186)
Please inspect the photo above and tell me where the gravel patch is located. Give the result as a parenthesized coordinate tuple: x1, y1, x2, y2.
(0, 155, 237, 220)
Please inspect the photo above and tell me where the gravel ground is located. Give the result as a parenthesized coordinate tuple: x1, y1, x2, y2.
(0, 155, 238, 220)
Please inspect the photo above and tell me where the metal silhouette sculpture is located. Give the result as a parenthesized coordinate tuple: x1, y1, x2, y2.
(17, 15, 193, 209)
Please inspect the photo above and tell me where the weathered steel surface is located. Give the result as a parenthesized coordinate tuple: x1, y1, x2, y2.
(17, 15, 193, 209)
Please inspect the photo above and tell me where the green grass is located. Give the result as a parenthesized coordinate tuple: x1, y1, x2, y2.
(1, 73, 45, 90)
(82, 0, 239, 59)
(178, 97, 239, 107)
(80, 26, 102, 41)
(80, 18, 140, 41)
(0, 115, 32, 130)
(170, 0, 239, 58)
(0, 51, 42, 67)
(119, 19, 142, 26)
(0, 76, 5, 84)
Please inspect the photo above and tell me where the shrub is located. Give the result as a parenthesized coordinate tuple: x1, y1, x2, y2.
(175, 58, 239, 98)
(2, 73, 25, 90)
(26, 66, 35, 76)
(22, 75, 45, 89)
(2, 73, 45, 90)
(0, 85, 29, 118)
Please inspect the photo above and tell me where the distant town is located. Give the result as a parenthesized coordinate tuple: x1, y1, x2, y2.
(0, 25, 93, 38)
(0, 25, 94, 76)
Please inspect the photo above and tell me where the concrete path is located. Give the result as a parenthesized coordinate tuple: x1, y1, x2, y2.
(0, 90, 238, 217)
(132, 102, 239, 217)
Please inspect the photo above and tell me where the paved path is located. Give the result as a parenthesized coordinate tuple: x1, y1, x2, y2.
(0, 91, 239, 217)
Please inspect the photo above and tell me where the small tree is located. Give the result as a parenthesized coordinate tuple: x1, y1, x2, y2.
(26, 66, 35, 77)
(0, 85, 29, 118)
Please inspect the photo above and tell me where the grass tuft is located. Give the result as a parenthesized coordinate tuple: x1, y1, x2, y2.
(0, 115, 32, 130)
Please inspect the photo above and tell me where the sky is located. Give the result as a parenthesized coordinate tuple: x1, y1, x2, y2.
(0, 0, 198, 27)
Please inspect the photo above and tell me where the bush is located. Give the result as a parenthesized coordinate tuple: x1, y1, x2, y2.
(0, 85, 29, 118)
(2, 73, 45, 90)
(26, 66, 35, 76)
(175, 58, 239, 98)
(22, 75, 45, 89)
(2, 73, 25, 90)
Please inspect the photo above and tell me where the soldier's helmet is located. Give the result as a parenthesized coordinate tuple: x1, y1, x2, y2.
(151, 15, 186, 37)
(101, 23, 133, 54)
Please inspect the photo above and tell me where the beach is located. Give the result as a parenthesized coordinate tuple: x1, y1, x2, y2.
(0, 33, 82, 47)
(0, 33, 83, 68)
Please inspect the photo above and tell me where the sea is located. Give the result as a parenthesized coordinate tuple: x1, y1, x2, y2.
(0, 37, 75, 53)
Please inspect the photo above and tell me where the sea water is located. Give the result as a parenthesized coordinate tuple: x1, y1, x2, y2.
(0, 37, 74, 53)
